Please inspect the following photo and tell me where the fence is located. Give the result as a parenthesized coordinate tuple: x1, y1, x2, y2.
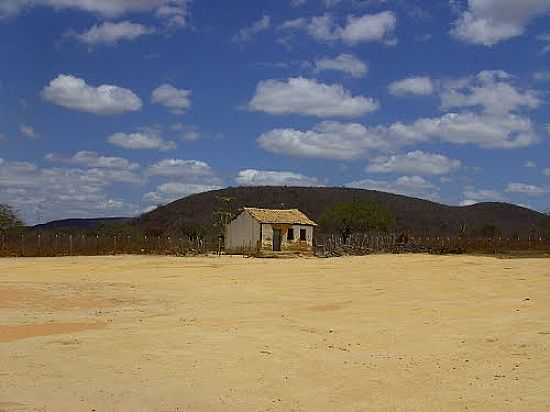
(314, 233, 550, 257)
(0, 232, 210, 258)
(1, 231, 550, 258)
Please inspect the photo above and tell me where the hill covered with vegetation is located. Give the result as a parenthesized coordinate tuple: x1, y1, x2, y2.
(135, 186, 550, 238)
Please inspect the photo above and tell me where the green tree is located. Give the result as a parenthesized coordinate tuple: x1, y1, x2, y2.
(0, 204, 24, 231)
(320, 201, 394, 243)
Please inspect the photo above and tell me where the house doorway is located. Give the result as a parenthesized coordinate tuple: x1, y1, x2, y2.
(273, 229, 282, 251)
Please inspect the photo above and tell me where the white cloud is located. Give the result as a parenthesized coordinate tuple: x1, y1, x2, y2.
(171, 123, 201, 141)
(506, 182, 548, 196)
(525, 160, 537, 168)
(235, 169, 322, 187)
(439, 70, 540, 115)
(346, 175, 439, 199)
(249, 77, 379, 118)
(390, 112, 537, 149)
(72, 21, 155, 46)
(462, 187, 505, 204)
(233, 15, 271, 43)
(339, 11, 397, 45)
(151, 84, 191, 114)
(20, 124, 38, 138)
(42, 74, 142, 115)
(0, 158, 142, 223)
(146, 159, 218, 181)
(314, 54, 368, 78)
(533, 70, 550, 81)
(0, 0, 190, 27)
(108, 130, 176, 151)
(389, 76, 434, 96)
(459, 199, 478, 206)
(279, 11, 397, 45)
(143, 182, 222, 205)
(290, 0, 306, 7)
(258, 110, 537, 161)
(538, 33, 550, 54)
(46, 151, 140, 170)
(451, 0, 550, 46)
(256, 71, 538, 158)
(258, 121, 389, 160)
(367, 151, 461, 175)
(544, 168, 550, 176)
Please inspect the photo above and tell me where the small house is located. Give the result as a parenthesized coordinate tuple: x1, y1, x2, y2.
(225, 208, 318, 256)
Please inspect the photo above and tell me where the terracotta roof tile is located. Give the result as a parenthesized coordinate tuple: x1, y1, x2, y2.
(243, 208, 317, 226)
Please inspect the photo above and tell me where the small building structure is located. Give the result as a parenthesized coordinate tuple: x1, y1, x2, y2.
(224, 208, 318, 256)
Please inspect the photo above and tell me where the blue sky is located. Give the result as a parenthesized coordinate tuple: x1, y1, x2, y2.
(0, 0, 549, 224)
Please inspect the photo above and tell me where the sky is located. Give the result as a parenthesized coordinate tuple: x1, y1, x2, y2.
(0, 0, 550, 224)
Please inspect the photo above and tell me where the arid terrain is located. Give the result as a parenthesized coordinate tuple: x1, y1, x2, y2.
(1, 255, 550, 411)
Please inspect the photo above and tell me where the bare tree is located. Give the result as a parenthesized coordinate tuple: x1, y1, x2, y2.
(0, 204, 24, 231)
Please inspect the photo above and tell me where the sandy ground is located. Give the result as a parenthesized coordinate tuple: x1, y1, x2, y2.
(1, 255, 550, 412)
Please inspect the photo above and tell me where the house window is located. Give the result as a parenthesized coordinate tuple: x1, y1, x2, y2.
(287, 228, 294, 241)
(300, 229, 307, 241)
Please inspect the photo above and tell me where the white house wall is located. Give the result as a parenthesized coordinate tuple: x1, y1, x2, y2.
(225, 211, 260, 252)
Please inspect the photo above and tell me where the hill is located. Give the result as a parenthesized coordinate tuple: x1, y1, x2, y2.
(33, 217, 130, 231)
(136, 186, 550, 237)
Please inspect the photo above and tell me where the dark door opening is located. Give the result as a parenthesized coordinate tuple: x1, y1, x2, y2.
(273, 229, 282, 251)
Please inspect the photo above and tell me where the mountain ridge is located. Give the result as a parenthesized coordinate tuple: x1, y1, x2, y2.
(34, 186, 550, 237)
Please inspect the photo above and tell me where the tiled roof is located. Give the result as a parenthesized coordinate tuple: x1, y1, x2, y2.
(243, 208, 318, 226)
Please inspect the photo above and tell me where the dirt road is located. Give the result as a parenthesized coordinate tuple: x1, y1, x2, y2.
(1, 255, 549, 411)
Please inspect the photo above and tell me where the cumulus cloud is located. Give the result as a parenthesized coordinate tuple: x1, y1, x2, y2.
(451, 0, 550, 46)
(366, 151, 461, 175)
(461, 187, 505, 205)
(390, 112, 537, 149)
(143, 159, 222, 204)
(42, 74, 142, 115)
(0, 0, 190, 27)
(339, 11, 397, 45)
(171, 123, 201, 141)
(152, 84, 191, 114)
(0, 158, 142, 223)
(258, 110, 536, 161)
(439, 70, 540, 115)
(279, 11, 397, 45)
(537, 32, 550, 54)
(72, 21, 155, 46)
(249, 77, 379, 118)
(233, 15, 271, 43)
(143, 182, 222, 205)
(146, 159, 218, 181)
(346, 175, 439, 200)
(257, 70, 539, 159)
(533, 70, 550, 81)
(236, 169, 322, 187)
(506, 182, 548, 196)
(258, 121, 389, 160)
(314, 54, 368, 78)
(45, 151, 140, 170)
(108, 130, 176, 151)
(389, 76, 434, 96)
